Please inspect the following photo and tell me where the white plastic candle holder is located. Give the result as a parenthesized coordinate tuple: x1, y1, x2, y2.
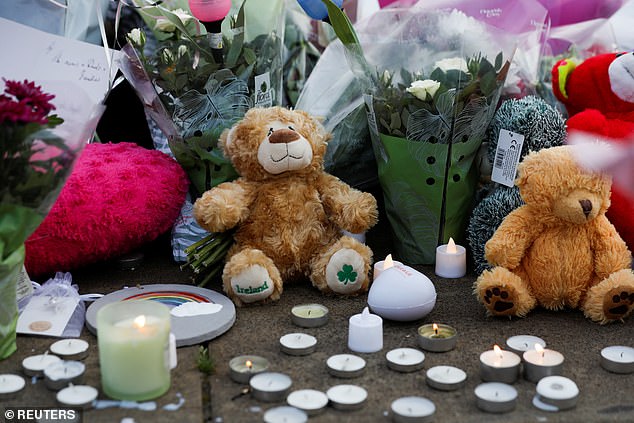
(600, 345, 634, 374)
(474, 382, 518, 413)
(390, 396, 436, 423)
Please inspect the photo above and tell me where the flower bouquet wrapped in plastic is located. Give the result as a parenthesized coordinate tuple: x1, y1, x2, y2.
(0, 79, 102, 359)
(119, 0, 285, 285)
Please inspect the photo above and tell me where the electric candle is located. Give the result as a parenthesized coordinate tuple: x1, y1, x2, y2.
(326, 354, 366, 378)
(600, 345, 634, 374)
(534, 376, 579, 411)
(56, 384, 98, 408)
(279, 333, 317, 356)
(474, 382, 518, 413)
(425, 365, 467, 391)
(22, 352, 61, 377)
(290, 304, 329, 328)
(249, 372, 292, 402)
(390, 396, 435, 423)
(348, 307, 383, 353)
(479, 345, 521, 384)
(373, 254, 402, 281)
(505, 335, 546, 355)
(326, 384, 367, 411)
(417, 323, 457, 352)
(50, 339, 89, 360)
(229, 355, 269, 384)
(0, 374, 25, 399)
(386, 348, 425, 373)
(286, 389, 328, 416)
(435, 237, 467, 278)
(43, 360, 85, 391)
(523, 344, 564, 383)
(97, 300, 171, 401)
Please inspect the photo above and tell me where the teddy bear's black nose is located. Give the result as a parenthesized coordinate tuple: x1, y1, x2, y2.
(269, 128, 300, 144)
(579, 199, 592, 217)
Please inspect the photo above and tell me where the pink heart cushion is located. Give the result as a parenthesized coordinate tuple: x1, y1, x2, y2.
(25, 142, 189, 276)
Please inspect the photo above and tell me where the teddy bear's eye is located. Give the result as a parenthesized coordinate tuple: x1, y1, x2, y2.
(616, 52, 625, 58)
(268, 128, 273, 136)
(288, 126, 295, 131)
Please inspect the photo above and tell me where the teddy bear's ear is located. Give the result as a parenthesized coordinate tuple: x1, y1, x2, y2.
(220, 124, 238, 153)
(551, 58, 577, 102)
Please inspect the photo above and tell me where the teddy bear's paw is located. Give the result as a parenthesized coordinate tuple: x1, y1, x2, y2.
(475, 268, 536, 318)
(229, 265, 277, 304)
(603, 287, 634, 321)
(483, 285, 517, 315)
(325, 248, 367, 295)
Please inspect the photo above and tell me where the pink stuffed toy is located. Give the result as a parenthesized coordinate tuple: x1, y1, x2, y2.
(552, 52, 634, 252)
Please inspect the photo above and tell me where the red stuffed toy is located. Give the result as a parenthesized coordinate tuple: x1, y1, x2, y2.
(552, 52, 634, 253)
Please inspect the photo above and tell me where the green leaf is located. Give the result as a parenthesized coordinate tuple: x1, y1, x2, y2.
(322, 0, 359, 45)
(243, 47, 257, 65)
(494, 52, 503, 70)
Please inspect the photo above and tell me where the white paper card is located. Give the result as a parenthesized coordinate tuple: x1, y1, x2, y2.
(17, 296, 80, 337)
(254, 72, 273, 108)
(491, 129, 525, 187)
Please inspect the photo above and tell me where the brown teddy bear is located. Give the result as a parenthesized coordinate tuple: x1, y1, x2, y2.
(474, 145, 634, 324)
(193, 107, 378, 306)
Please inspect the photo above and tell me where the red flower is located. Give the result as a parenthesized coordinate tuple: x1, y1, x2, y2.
(0, 79, 56, 125)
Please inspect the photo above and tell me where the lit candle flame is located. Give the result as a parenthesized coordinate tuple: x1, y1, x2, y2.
(447, 237, 457, 254)
(246, 360, 253, 370)
(535, 343, 545, 357)
(493, 344, 503, 358)
(133, 315, 146, 328)
(433, 323, 439, 335)
(384, 254, 394, 269)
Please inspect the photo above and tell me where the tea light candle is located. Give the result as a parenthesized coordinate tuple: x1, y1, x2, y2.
(426, 365, 467, 391)
(22, 352, 62, 377)
(523, 344, 564, 383)
(326, 354, 366, 378)
(279, 333, 317, 356)
(43, 360, 86, 391)
(0, 374, 26, 399)
(348, 307, 383, 353)
(373, 254, 403, 281)
(386, 348, 425, 373)
(600, 345, 634, 374)
(417, 323, 457, 352)
(56, 384, 98, 408)
(97, 300, 171, 401)
(249, 372, 292, 402)
(479, 345, 521, 384)
(263, 406, 307, 423)
(506, 335, 546, 355)
(291, 304, 329, 328)
(474, 382, 518, 413)
(49, 339, 89, 360)
(326, 384, 368, 411)
(534, 375, 579, 411)
(390, 396, 435, 423)
(229, 355, 270, 384)
(435, 237, 467, 278)
(368, 263, 437, 321)
(286, 389, 328, 416)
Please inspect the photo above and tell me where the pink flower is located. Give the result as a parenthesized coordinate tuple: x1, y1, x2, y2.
(0, 79, 56, 125)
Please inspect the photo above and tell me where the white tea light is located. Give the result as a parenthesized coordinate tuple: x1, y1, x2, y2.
(506, 335, 546, 355)
(43, 360, 86, 391)
(474, 382, 518, 413)
(229, 355, 270, 384)
(523, 344, 564, 383)
(286, 389, 328, 416)
(249, 372, 292, 402)
(279, 333, 317, 356)
(373, 254, 402, 281)
(417, 323, 457, 352)
(326, 354, 366, 378)
(479, 345, 521, 384)
(22, 353, 61, 377)
(535, 376, 579, 411)
(435, 237, 466, 278)
(290, 304, 329, 328)
(348, 307, 383, 353)
(386, 348, 425, 373)
(326, 384, 367, 411)
(600, 345, 634, 374)
(426, 365, 467, 391)
(0, 374, 26, 399)
(390, 396, 435, 423)
(263, 406, 307, 423)
(49, 339, 89, 360)
(56, 384, 98, 408)
(368, 263, 436, 321)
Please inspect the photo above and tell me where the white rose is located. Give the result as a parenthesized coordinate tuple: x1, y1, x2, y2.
(155, 9, 193, 32)
(382, 70, 391, 84)
(406, 79, 441, 100)
(434, 57, 469, 73)
(127, 28, 146, 47)
(177, 45, 188, 58)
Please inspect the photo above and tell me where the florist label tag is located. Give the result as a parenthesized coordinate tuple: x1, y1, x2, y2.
(491, 129, 525, 187)
(254, 72, 273, 108)
(17, 296, 79, 337)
